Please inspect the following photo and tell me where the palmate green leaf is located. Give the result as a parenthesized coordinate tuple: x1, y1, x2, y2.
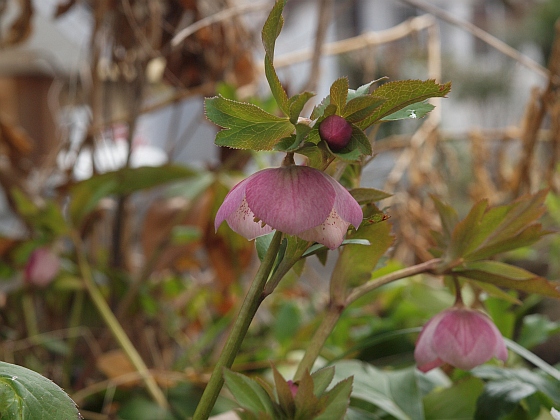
(223, 369, 275, 416)
(453, 260, 560, 299)
(423, 377, 484, 420)
(358, 80, 451, 129)
(69, 165, 196, 224)
(205, 95, 294, 150)
(330, 219, 394, 302)
(381, 101, 435, 121)
(0, 361, 81, 419)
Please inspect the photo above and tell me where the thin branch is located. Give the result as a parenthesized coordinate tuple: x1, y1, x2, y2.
(170, 1, 272, 50)
(396, 0, 550, 80)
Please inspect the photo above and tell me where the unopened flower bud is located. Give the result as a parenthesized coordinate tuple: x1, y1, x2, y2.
(319, 115, 353, 151)
(24, 248, 60, 287)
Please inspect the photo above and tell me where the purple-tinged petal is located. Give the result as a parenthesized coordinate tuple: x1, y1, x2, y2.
(297, 209, 350, 249)
(215, 176, 251, 232)
(414, 311, 447, 372)
(246, 167, 335, 234)
(414, 307, 508, 373)
(325, 175, 363, 229)
(225, 197, 274, 240)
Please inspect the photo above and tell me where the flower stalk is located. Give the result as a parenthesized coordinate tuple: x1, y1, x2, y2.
(295, 258, 441, 379)
(193, 230, 284, 419)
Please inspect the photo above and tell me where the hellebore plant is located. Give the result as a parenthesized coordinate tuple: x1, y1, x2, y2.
(414, 305, 508, 372)
(215, 162, 363, 249)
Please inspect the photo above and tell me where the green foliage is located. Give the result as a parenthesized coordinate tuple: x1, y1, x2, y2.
(223, 366, 353, 420)
(0, 362, 81, 419)
(204, 95, 295, 150)
(69, 164, 196, 224)
(472, 366, 560, 419)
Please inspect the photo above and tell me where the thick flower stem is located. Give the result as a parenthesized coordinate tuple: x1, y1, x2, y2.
(72, 232, 169, 410)
(193, 231, 283, 420)
(294, 258, 441, 380)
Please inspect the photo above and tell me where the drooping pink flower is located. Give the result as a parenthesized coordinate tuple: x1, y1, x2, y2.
(24, 247, 60, 287)
(414, 306, 508, 372)
(215, 165, 363, 249)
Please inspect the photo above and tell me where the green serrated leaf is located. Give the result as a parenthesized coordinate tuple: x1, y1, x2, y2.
(330, 220, 393, 302)
(314, 376, 353, 420)
(310, 96, 331, 121)
(261, 0, 286, 58)
(431, 195, 459, 248)
(294, 370, 322, 419)
(0, 362, 81, 419)
(448, 199, 489, 261)
(223, 369, 275, 415)
(453, 260, 560, 299)
(330, 77, 349, 112)
(358, 80, 451, 129)
(311, 367, 335, 397)
(265, 55, 289, 114)
(342, 96, 386, 123)
(346, 80, 378, 101)
(271, 365, 295, 417)
(69, 165, 196, 225)
(288, 92, 316, 124)
(205, 95, 294, 150)
(350, 188, 392, 205)
(381, 101, 435, 121)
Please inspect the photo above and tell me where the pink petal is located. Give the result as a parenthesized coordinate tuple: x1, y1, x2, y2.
(245, 167, 335, 234)
(325, 175, 363, 229)
(225, 197, 274, 239)
(414, 311, 447, 372)
(25, 248, 60, 287)
(215, 177, 250, 232)
(297, 208, 350, 249)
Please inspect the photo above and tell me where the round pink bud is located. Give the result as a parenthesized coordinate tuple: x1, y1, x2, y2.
(319, 115, 353, 151)
(24, 247, 60, 287)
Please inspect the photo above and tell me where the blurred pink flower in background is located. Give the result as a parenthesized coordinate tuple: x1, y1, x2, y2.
(215, 165, 363, 249)
(414, 306, 508, 372)
(24, 247, 60, 287)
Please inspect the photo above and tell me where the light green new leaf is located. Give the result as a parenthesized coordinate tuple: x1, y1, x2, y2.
(330, 77, 349, 112)
(223, 369, 275, 416)
(0, 361, 81, 420)
(381, 101, 435, 121)
(342, 96, 386, 123)
(311, 366, 336, 397)
(453, 260, 560, 299)
(205, 95, 294, 150)
(288, 91, 316, 124)
(358, 80, 451, 129)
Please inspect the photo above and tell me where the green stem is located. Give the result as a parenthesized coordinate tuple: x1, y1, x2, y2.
(193, 231, 283, 420)
(22, 292, 39, 338)
(294, 304, 342, 381)
(63, 290, 85, 388)
(72, 232, 168, 409)
(294, 259, 441, 380)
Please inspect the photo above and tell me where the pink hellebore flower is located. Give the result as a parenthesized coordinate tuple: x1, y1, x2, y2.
(414, 306, 508, 373)
(25, 247, 60, 287)
(215, 165, 363, 249)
